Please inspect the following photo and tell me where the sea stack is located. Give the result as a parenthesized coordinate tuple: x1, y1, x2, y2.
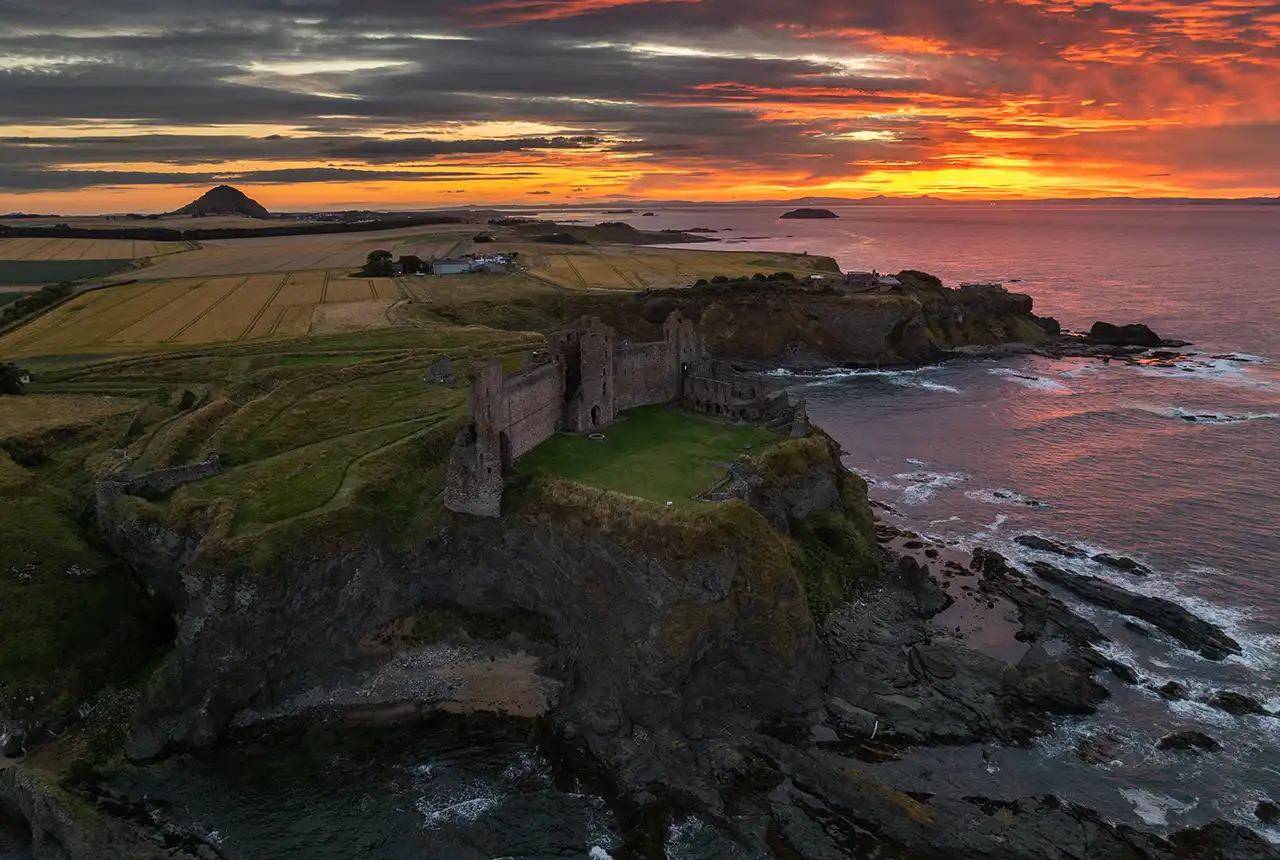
(171, 185, 271, 219)
(781, 208, 839, 219)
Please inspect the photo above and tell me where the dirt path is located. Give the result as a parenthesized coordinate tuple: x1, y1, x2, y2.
(239, 415, 449, 532)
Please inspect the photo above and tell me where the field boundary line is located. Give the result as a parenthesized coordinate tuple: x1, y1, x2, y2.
(367, 279, 377, 299)
(166, 276, 251, 343)
(25, 237, 60, 259)
(266, 306, 288, 337)
(320, 271, 330, 304)
(239, 274, 289, 340)
(562, 255, 588, 288)
(96, 281, 188, 343)
(599, 256, 640, 289)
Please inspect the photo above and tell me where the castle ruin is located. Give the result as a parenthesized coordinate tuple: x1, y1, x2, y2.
(445, 311, 799, 517)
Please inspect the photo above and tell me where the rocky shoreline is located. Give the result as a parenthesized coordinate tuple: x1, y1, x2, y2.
(3, 315, 1278, 859)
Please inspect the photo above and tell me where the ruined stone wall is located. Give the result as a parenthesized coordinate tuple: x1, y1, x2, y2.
(684, 363, 773, 421)
(501, 362, 564, 459)
(125, 455, 223, 495)
(613, 341, 677, 410)
(444, 426, 505, 518)
(553, 320, 617, 432)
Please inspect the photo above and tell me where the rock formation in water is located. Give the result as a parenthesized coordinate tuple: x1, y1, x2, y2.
(780, 208, 839, 219)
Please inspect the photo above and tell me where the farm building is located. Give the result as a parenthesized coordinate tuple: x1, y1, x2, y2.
(430, 259, 478, 275)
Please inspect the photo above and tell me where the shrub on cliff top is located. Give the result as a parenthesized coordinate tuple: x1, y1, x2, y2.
(750, 434, 831, 483)
(896, 270, 944, 290)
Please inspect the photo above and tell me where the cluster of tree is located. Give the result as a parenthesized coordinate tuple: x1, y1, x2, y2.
(399, 255, 426, 275)
(896, 270, 943, 288)
(534, 233, 588, 245)
(693, 271, 799, 287)
(359, 250, 396, 277)
(0, 282, 75, 328)
(357, 251, 432, 277)
(0, 361, 28, 395)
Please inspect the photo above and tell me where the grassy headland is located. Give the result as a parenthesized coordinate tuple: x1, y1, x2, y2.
(517, 405, 779, 508)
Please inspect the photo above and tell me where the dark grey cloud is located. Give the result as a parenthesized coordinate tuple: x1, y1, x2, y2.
(0, 0, 1274, 197)
(328, 135, 607, 162)
(0, 165, 539, 192)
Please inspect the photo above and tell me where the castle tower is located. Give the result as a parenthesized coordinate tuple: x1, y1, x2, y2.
(551, 317, 616, 432)
(444, 358, 507, 517)
(664, 311, 704, 397)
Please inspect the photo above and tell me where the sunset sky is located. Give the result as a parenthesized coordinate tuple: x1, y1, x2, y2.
(1, 0, 1277, 212)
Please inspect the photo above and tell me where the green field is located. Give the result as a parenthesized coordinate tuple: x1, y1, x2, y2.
(0, 259, 135, 286)
(518, 405, 780, 508)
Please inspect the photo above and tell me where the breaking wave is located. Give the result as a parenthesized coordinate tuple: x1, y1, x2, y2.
(766, 366, 961, 393)
(416, 785, 502, 829)
(988, 367, 1071, 391)
(1134, 353, 1277, 390)
(964, 487, 1048, 507)
(881, 470, 969, 505)
(1120, 789, 1199, 827)
(1124, 403, 1279, 425)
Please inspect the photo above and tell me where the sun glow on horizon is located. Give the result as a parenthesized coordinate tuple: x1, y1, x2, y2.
(0, 0, 1275, 213)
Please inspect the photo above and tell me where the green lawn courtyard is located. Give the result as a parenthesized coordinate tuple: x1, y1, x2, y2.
(517, 405, 781, 508)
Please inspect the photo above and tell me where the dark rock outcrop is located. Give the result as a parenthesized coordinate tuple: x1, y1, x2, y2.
(1089, 321, 1163, 347)
(1093, 553, 1152, 575)
(1258, 800, 1280, 825)
(1016, 535, 1086, 558)
(1169, 821, 1280, 860)
(170, 185, 270, 219)
(897, 555, 953, 618)
(1029, 561, 1241, 660)
(1155, 681, 1189, 701)
(1157, 730, 1222, 752)
(970, 549, 1105, 645)
(1208, 691, 1268, 716)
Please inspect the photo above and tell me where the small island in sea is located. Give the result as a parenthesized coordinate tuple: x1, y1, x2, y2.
(781, 207, 839, 219)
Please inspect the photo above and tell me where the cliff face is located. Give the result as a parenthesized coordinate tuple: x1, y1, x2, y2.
(113, 437, 869, 761)
(632, 284, 1046, 367)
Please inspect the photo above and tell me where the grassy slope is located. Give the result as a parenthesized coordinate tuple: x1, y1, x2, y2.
(0, 409, 167, 719)
(517, 405, 779, 508)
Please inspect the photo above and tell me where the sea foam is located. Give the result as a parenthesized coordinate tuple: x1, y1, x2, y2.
(988, 367, 1071, 392)
(1120, 789, 1198, 826)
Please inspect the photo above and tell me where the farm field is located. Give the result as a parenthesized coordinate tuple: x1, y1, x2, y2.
(0, 237, 189, 260)
(0, 271, 402, 357)
(114, 225, 481, 280)
(0, 259, 137, 287)
(486, 243, 838, 290)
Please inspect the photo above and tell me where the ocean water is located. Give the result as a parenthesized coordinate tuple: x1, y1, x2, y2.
(579, 203, 1280, 838)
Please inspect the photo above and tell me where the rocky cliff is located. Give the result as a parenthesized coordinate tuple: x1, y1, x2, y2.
(102, 433, 870, 766)
(630, 281, 1049, 368)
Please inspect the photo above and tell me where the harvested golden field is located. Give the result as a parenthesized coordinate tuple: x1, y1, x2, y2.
(0, 237, 188, 261)
(113, 225, 479, 280)
(0, 394, 139, 437)
(487, 243, 836, 290)
(0, 271, 402, 357)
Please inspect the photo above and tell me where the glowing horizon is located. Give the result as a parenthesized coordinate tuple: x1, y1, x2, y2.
(1, 0, 1276, 214)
